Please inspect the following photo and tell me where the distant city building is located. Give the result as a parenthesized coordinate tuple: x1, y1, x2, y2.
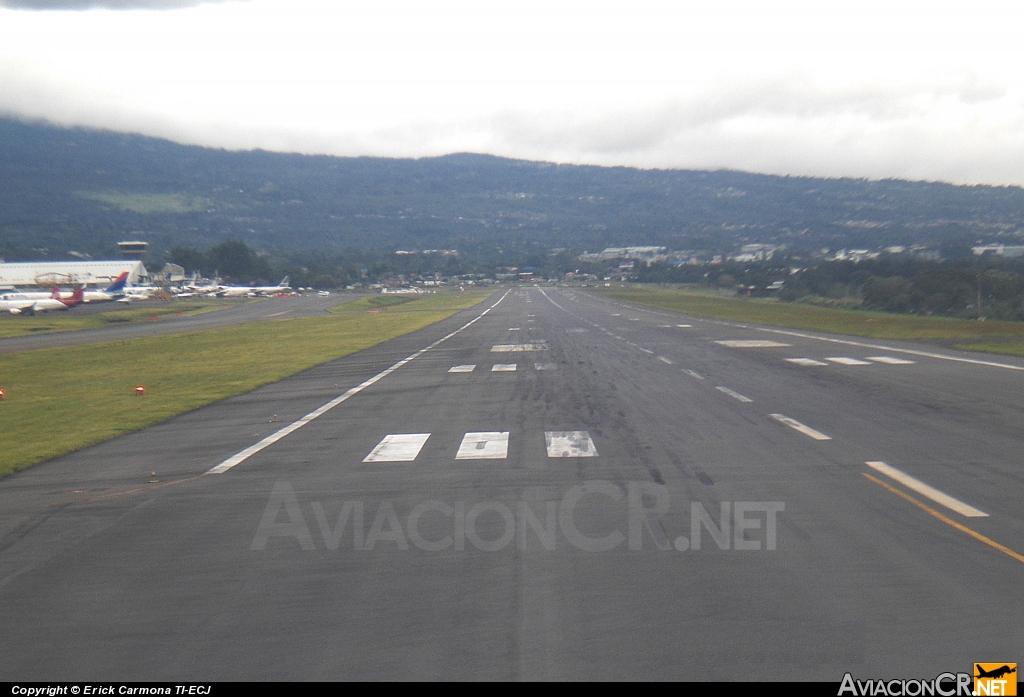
(0, 260, 149, 289)
(972, 244, 1024, 258)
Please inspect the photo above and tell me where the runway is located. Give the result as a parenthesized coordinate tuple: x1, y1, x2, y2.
(0, 287, 1020, 680)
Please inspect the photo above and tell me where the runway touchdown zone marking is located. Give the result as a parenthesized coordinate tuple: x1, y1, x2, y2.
(545, 431, 598, 457)
(827, 357, 871, 366)
(363, 434, 431, 462)
(456, 432, 510, 459)
(786, 358, 829, 366)
(449, 365, 476, 373)
(492, 364, 518, 372)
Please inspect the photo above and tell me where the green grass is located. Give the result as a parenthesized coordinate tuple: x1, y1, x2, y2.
(0, 301, 228, 339)
(595, 285, 1024, 349)
(0, 290, 492, 478)
(75, 190, 211, 213)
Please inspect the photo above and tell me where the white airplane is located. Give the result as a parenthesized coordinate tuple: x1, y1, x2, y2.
(216, 276, 291, 298)
(0, 273, 130, 304)
(1, 287, 85, 315)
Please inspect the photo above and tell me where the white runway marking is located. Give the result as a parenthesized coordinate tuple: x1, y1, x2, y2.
(207, 289, 511, 474)
(566, 328, 588, 333)
(545, 431, 598, 457)
(638, 347, 654, 354)
(363, 433, 431, 462)
(657, 356, 673, 364)
(658, 324, 672, 328)
(629, 318, 641, 321)
(509, 327, 520, 331)
(491, 343, 548, 352)
(611, 313, 621, 316)
(827, 357, 871, 366)
(683, 369, 705, 380)
(786, 358, 829, 366)
(866, 461, 988, 517)
(448, 364, 476, 373)
(716, 386, 753, 403)
(770, 414, 831, 440)
(716, 340, 791, 348)
(492, 363, 518, 372)
(677, 324, 692, 328)
(866, 356, 916, 365)
(535, 363, 558, 370)
(456, 432, 509, 459)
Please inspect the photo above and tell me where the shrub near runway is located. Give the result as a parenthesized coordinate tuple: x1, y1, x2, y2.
(0, 290, 491, 478)
(596, 285, 1024, 350)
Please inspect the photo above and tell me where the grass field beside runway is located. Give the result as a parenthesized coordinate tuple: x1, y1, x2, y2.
(0, 289, 491, 478)
(0, 300, 229, 339)
(595, 285, 1024, 353)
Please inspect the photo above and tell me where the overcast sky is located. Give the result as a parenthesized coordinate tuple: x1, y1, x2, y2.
(2, 0, 1024, 185)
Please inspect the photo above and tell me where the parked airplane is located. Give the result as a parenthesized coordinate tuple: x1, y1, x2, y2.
(216, 277, 291, 298)
(1, 286, 85, 315)
(0, 273, 129, 304)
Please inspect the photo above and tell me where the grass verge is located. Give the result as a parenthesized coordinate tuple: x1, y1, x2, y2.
(0, 301, 229, 340)
(594, 285, 1024, 351)
(0, 289, 492, 479)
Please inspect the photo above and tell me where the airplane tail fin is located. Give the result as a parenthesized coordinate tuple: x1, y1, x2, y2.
(104, 272, 130, 293)
(279, 276, 290, 288)
(51, 286, 62, 300)
(67, 286, 85, 305)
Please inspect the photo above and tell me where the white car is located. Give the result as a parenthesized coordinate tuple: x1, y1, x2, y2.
(318, 290, 330, 297)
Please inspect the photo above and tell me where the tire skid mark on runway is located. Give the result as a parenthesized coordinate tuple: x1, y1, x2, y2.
(207, 289, 511, 474)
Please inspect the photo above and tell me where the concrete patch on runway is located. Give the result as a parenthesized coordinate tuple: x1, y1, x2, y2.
(866, 356, 916, 365)
(456, 432, 509, 459)
(492, 363, 518, 372)
(449, 364, 476, 373)
(716, 340, 791, 348)
(363, 433, 431, 462)
(491, 343, 549, 352)
(786, 358, 829, 366)
(827, 357, 871, 366)
(544, 431, 598, 457)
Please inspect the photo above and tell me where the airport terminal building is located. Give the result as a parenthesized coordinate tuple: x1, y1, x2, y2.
(0, 260, 149, 290)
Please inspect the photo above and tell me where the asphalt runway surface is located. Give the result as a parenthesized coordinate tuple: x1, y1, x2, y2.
(0, 287, 1020, 680)
(0, 293, 360, 353)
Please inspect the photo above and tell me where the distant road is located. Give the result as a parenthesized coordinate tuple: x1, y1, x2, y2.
(1, 287, 1021, 679)
(0, 293, 362, 353)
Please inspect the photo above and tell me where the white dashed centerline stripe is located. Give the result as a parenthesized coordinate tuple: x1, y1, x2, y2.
(456, 432, 509, 459)
(716, 386, 753, 403)
(770, 414, 832, 441)
(545, 431, 598, 457)
(866, 356, 916, 365)
(363, 434, 431, 462)
(449, 365, 476, 373)
(657, 356, 673, 364)
(677, 324, 692, 328)
(206, 289, 510, 474)
(866, 461, 988, 517)
(683, 369, 705, 380)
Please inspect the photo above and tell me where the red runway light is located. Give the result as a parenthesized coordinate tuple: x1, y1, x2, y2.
(0, 388, 5, 400)
(135, 385, 145, 395)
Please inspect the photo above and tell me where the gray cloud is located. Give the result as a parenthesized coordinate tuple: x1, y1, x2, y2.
(0, 0, 242, 9)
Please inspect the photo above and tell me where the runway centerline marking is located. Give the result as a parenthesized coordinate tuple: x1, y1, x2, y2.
(770, 414, 831, 440)
(206, 289, 510, 474)
(716, 386, 753, 403)
(456, 432, 509, 459)
(545, 431, 598, 457)
(363, 434, 431, 462)
(865, 461, 988, 517)
(449, 364, 476, 373)
(683, 369, 705, 380)
(657, 356, 673, 364)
